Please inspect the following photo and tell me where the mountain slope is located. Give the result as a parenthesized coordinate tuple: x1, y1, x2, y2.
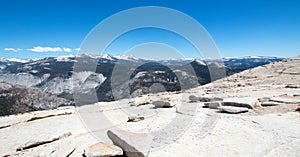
(0, 82, 73, 116)
(0, 56, 299, 156)
(0, 55, 282, 102)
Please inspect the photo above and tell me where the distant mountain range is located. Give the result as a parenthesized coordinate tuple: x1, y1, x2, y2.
(0, 54, 283, 116)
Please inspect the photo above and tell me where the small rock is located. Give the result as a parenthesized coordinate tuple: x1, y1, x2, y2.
(261, 102, 283, 106)
(237, 83, 245, 87)
(293, 93, 300, 97)
(152, 101, 174, 108)
(84, 142, 123, 157)
(204, 102, 222, 109)
(270, 97, 300, 104)
(218, 106, 250, 114)
(189, 95, 199, 102)
(175, 91, 182, 94)
(129, 102, 136, 106)
(285, 84, 300, 88)
(127, 116, 145, 122)
(258, 97, 271, 102)
(199, 97, 223, 102)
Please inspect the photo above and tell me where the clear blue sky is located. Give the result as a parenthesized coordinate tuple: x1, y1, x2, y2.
(0, 0, 299, 59)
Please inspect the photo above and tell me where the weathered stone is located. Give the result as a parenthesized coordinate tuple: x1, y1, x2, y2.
(152, 101, 174, 108)
(16, 132, 71, 151)
(285, 84, 300, 88)
(84, 142, 123, 157)
(188, 95, 199, 102)
(127, 116, 145, 122)
(294, 93, 300, 97)
(258, 97, 271, 102)
(222, 98, 261, 109)
(107, 130, 152, 157)
(199, 97, 223, 102)
(204, 102, 222, 109)
(261, 102, 283, 106)
(218, 106, 250, 114)
(270, 97, 300, 104)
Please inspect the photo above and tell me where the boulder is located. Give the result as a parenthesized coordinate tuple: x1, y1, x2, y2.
(222, 97, 261, 109)
(84, 142, 123, 157)
(152, 101, 174, 108)
(107, 130, 152, 157)
(127, 116, 145, 122)
(199, 97, 223, 102)
(204, 102, 222, 109)
(218, 106, 250, 114)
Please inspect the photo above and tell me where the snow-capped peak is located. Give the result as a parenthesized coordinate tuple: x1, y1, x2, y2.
(55, 54, 76, 62)
(0, 58, 29, 63)
(194, 59, 206, 65)
(99, 54, 118, 61)
(115, 55, 141, 61)
(223, 56, 281, 60)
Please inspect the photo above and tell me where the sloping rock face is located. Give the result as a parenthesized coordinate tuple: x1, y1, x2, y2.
(0, 106, 122, 157)
(103, 57, 300, 156)
(0, 82, 72, 116)
(0, 73, 43, 87)
(0, 57, 299, 157)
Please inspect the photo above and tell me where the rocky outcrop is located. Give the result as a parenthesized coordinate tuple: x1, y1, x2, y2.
(0, 73, 43, 87)
(0, 82, 73, 116)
